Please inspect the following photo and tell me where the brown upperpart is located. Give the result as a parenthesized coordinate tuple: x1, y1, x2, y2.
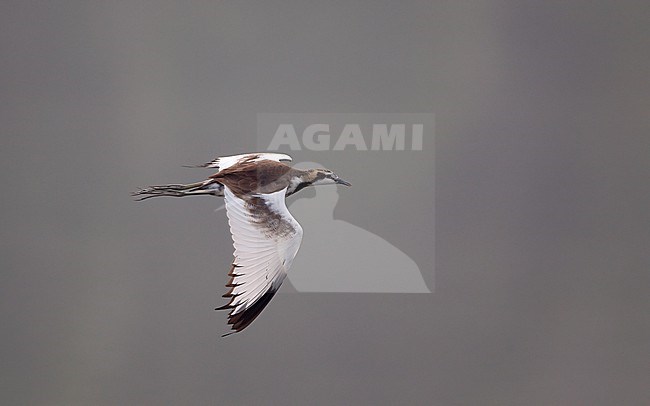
(209, 159, 302, 198)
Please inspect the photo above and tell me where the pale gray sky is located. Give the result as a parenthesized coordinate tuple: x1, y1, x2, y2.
(1, 1, 649, 405)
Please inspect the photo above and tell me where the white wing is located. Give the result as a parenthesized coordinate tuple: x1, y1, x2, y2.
(200, 152, 292, 170)
(217, 186, 303, 334)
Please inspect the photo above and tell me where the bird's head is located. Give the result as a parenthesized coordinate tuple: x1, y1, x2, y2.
(306, 168, 351, 187)
(287, 167, 351, 196)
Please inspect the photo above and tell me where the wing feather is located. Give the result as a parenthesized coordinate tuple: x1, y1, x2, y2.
(197, 152, 292, 170)
(217, 186, 303, 335)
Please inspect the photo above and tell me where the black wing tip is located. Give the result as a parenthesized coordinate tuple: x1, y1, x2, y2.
(229, 288, 278, 331)
(216, 287, 280, 336)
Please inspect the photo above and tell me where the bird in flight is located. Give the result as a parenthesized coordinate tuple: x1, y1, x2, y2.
(133, 153, 350, 336)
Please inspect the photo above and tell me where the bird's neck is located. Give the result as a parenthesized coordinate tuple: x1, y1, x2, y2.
(286, 170, 314, 196)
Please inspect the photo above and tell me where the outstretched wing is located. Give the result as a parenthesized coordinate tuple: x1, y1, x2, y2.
(195, 152, 292, 170)
(216, 186, 303, 335)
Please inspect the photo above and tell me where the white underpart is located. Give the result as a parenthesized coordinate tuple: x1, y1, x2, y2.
(223, 186, 303, 314)
(206, 152, 292, 170)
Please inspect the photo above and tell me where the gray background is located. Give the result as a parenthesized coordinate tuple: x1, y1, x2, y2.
(1, 1, 649, 405)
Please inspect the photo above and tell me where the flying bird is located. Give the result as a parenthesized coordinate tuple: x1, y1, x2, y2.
(133, 153, 350, 336)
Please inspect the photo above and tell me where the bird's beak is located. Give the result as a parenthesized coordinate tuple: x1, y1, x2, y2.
(335, 178, 351, 186)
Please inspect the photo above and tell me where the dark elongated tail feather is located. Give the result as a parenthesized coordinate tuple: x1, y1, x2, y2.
(132, 180, 223, 200)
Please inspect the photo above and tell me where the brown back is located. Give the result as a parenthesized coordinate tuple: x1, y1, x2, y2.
(210, 159, 299, 198)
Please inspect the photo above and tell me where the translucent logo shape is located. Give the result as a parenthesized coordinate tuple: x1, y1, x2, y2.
(285, 162, 430, 293)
